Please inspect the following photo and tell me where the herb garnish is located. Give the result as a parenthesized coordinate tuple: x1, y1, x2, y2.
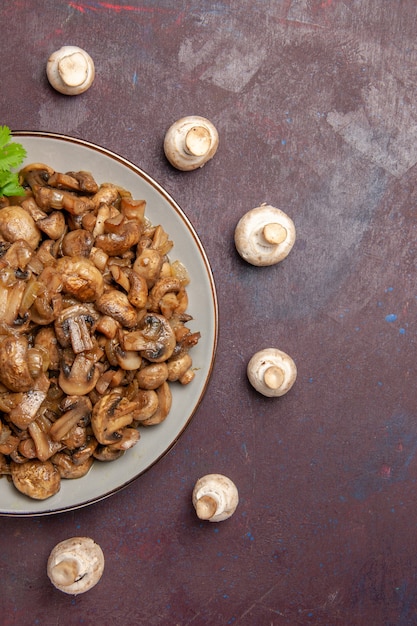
(0, 126, 27, 197)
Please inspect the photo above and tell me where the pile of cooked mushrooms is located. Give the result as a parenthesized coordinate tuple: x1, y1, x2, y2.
(0, 163, 200, 500)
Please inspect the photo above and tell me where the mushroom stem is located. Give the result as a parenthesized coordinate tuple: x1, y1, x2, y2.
(58, 52, 89, 88)
(50, 558, 81, 587)
(195, 494, 218, 520)
(262, 223, 287, 245)
(184, 126, 211, 157)
(263, 365, 284, 391)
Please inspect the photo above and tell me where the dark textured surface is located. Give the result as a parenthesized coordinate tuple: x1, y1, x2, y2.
(2, 1, 417, 624)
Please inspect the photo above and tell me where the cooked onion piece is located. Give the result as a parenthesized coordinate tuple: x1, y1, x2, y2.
(0, 164, 200, 499)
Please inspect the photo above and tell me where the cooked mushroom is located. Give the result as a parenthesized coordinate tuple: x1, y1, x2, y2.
(136, 362, 168, 390)
(247, 348, 297, 397)
(192, 474, 239, 522)
(11, 459, 61, 500)
(61, 229, 94, 257)
(0, 335, 34, 392)
(234, 204, 296, 266)
(122, 313, 176, 362)
(91, 390, 137, 445)
(96, 290, 137, 329)
(52, 452, 94, 479)
(164, 116, 219, 171)
(54, 304, 99, 353)
(94, 219, 141, 256)
(138, 381, 172, 426)
(47, 537, 104, 595)
(46, 46, 95, 95)
(58, 351, 101, 396)
(0, 206, 41, 249)
(56, 256, 104, 302)
(49, 396, 92, 442)
(8, 372, 50, 429)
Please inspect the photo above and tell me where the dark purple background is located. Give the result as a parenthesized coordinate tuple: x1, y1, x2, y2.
(1, 1, 417, 624)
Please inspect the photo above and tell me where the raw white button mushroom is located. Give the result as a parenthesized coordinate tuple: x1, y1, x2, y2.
(247, 348, 297, 397)
(192, 474, 239, 522)
(234, 203, 296, 266)
(47, 46, 95, 95)
(47, 537, 104, 595)
(164, 116, 219, 171)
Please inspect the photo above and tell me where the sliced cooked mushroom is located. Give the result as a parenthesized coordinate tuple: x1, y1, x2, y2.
(49, 396, 92, 442)
(0, 335, 34, 392)
(8, 372, 50, 430)
(47, 537, 104, 595)
(122, 313, 176, 362)
(96, 290, 137, 329)
(139, 381, 172, 426)
(58, 352, 101, 396)
(11, 459, 61, 500)
(54, 304, 99, 353)
(52, 452, 94, 479)
(94, 219, 141, 256)
(91, 390, 137, 445)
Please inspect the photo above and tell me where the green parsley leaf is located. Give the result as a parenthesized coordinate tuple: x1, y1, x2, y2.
(0, 126, 27, 197)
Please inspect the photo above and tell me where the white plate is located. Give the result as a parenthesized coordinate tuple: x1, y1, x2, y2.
(0, 131, 218, 516)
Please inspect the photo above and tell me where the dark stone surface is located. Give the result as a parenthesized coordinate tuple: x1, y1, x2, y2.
(1, 1, 417, 624)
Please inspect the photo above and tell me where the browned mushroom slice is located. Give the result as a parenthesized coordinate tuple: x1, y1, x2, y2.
(34, 186, 92, 216)
(49, 396, 92, 442)
(37, 211, 67, 240)
(148, 277, 182, 313)
(94, 219, 141, 256)
(28, 419, 63, 462)
(96, 290, 137, 329)
(11, 459, 61, 500)
(52, 451, 94, 479)
(19, 162, 54, 189)
(58, 352, 101, 396)
(139, 381, 172, 426)
(0, 335, 34, 392)
(93, 445, 124, 462)
(91, 391, 138, 445)
(66, 171, 99, 194)
(8, 372, 51, 429)
(131, 389, 159, 422)
(56, 256, 104, 302)
(54, 304, 99, 353)
(122, 313, 176, 362)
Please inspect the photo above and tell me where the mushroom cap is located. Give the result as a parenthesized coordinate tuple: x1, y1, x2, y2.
(164, 116, 219, 171)
(234, 204, 296, 266)
(47, 537, 104, 595)
(247, 348, 297, 397)
(47, 46, 95, 95)
(192, 473, 239, 522)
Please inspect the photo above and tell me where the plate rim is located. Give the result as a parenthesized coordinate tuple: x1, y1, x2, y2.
(0, 131, 219, 517)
